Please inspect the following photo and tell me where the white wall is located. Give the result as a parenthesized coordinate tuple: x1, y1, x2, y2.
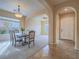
(0, 34, 10, 41)
(25, 16, 41, 37)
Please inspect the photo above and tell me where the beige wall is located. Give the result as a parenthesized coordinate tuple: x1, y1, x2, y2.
(0, 9, 26, 29)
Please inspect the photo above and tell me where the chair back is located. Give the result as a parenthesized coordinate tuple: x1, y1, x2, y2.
(9, 30, 17, 41)
(29, 31, 35, 39)
(9, 30, 14, 40)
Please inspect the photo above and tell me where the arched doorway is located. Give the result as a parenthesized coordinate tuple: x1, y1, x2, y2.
(56, 7, 77, 49)
(40, 14, 49, 44)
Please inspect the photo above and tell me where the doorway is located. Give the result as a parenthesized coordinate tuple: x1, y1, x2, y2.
(40, 14, 49, 43)
(59, 8, 75, 41)
(26, 14, 49, 44)
(56, 7, 77, 49)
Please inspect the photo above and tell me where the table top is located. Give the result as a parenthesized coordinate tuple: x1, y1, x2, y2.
(15, 33, 28, 38)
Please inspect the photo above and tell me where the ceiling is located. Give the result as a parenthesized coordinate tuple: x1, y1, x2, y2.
(0, 0, 77, 17)
(0, 0, 45, 16)
(45, 0, 77, 6)
(59, 7, 75, 14)
(50, 0, 68, 5)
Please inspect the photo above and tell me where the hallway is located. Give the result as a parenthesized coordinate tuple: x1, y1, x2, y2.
(28, 40, 79, 59)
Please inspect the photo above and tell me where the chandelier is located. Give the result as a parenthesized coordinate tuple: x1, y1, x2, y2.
(15, 5, 22, 18)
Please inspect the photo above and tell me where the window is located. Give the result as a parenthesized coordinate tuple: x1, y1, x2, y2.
(45, 24, 48, 33)
(0, 18, 20, 34)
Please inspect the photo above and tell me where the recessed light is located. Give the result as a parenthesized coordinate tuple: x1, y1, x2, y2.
(64, 8, 68, 11)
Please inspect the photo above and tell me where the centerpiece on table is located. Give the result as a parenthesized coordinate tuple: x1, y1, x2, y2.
(21, 27, 25, 34)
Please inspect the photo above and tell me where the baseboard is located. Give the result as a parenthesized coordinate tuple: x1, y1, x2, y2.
(74, 48, 79, 54)
(75, 48, 79, 51)
(48, 43, 57, 45)
(59, 39, 74, 41)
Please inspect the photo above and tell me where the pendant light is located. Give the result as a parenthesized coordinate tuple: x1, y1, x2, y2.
(15, 5, 22, 18)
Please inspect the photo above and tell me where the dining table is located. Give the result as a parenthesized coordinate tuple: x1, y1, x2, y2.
(15, 33, 29, 46)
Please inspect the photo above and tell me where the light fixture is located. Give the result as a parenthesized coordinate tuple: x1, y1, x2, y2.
(15, 5, 22, 18)
(64, 8, 68, 11)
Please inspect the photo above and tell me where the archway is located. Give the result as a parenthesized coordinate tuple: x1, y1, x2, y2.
(56, 7, 77, 49)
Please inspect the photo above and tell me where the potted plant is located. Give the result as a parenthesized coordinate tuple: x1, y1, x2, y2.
(21, 27, 25, 34)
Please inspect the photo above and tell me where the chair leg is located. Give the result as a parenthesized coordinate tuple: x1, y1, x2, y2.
(33, 40, 35, 46)
(12, 41, 14, 46)
(11, 40, 14, 46)
(28, 41, 30, 48)
(14, 41, 17, 47)
(14, 43, 16, 46)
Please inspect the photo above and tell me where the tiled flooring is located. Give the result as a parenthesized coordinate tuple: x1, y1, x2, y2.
(28, 40, 79, 59)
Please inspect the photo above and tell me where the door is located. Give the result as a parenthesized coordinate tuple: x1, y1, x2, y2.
(60, 14, 74, 40)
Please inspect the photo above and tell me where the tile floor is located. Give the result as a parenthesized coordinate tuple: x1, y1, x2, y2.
(28, 40, 79, 59)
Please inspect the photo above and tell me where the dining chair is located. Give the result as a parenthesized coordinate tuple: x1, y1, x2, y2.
(9, 30, 23, 46)
(27, 31, 35, 48)
(9, 30, 15, 46)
